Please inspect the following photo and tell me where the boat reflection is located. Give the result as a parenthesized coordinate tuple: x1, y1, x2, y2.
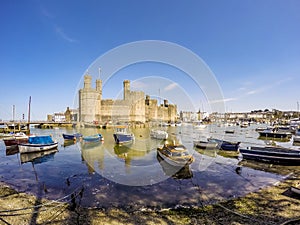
(238, 159, 300, 176)
(157, 154, 193, 180)
(6, 145, 19, 156)
(194, 147, 218, 158)
(20, 149, 58, 164)
(81, 140, 103, 150)
(113, 144, 150, 166)
(63, 139, 77, 147)
(258, 136, 291, 142)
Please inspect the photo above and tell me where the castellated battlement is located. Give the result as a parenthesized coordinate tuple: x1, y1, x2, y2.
(78, 75, 177, 123)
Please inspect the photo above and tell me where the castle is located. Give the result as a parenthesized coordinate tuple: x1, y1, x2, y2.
(78, 75, 177, 124)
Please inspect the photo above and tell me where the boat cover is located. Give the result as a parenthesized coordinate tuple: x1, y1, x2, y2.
(28, 136, 54, 144)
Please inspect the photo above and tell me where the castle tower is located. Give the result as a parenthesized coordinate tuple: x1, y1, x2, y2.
(123, 80, 130, 100)
(95, 79, 102, 121)
(79, 74, 99, 123)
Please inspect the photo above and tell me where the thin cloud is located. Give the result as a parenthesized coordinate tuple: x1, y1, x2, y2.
(131, 81, 148, 90)
(210, 97, 237, 104)
(246, 89, 262, 95)
(164, 83, 178, 91)
(40, 6, 55, 19)
(39, 4, 79, 44)
(55, 26, 78, 43)
(245, 77, 293, 96)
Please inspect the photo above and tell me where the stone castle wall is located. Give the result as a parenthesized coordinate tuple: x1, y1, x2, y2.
(79, 75, 177, 123)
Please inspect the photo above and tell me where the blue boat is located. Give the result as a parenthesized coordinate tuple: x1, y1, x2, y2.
(82, 134, 104, 142)
(207, 138, 240, 151)
(113, 126, 134, 144)
(62, 133, 83, 140)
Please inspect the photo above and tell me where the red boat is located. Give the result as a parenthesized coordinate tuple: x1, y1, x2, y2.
(3, 132, 29, 147)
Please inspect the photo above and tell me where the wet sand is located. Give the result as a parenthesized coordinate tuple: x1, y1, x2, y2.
(1, 171, 300, 225)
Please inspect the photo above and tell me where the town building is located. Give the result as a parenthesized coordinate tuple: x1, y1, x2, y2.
(78, 75, 177, 124)
(47, 107, 78, 123)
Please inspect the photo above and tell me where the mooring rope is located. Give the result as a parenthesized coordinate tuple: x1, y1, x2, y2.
(0, 185, 84, 216)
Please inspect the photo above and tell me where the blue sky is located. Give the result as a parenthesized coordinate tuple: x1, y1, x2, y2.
(0, 0, 300, 120)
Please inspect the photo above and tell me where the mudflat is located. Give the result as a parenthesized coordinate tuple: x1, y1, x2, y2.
(0, 173, 300, 225)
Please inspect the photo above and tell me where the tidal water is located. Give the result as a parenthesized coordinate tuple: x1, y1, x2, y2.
(0, 124, 299, 210)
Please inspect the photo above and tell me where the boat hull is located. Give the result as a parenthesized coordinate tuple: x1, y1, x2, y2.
(207, 138, 240, 151)
(291, 186, 300, 195)
(193, 141, 218, 149)
(259, 131, 292, 139)
(18, 142, 58, 153)
(157, 150, 192, 167)
(113, 133, 134, 144)
(63, 133, 82, 140)
(3, 137, 28, 146)
(293, 135, 300, 143)
(82, 134, 104, 142)
(239, 146, 300, 165)
(157, 144, 194, 167)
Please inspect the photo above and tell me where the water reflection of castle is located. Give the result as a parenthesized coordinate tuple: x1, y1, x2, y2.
(79, 75, 177, 123)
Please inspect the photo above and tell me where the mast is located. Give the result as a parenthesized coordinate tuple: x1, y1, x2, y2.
(27, 96, 31, 134)
(13, 105, 15, 133)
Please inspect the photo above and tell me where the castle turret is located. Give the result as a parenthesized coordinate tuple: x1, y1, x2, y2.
(84, 75, 92, 89)
(96, 79, 102, 95)
(164, 99, 169, 107)
(123, 80, 130, 100)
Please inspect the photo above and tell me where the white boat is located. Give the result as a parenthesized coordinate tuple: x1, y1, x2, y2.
(19, 142, 58, 153)
(240, 122, 249, 128)
(193, 123, 207, 129)
(293, 129, 300, 142)
(290, 186, 300, 195)
(175, 122, 182, 127)
(150, 129, 168, 140)
(157, 143, 194, 167)
(18, 135, 58, 153)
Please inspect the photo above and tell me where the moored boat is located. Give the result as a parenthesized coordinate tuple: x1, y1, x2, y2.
(157, 142, 194, 167)
(193, 122, 207, 129)
(258, 128, 292, 139)
(207, 138, 240, 151)
(62, 133, 82, 141)
(193, 140, 218, 149)
(3, 132, 29, 147)
(293, 129, 300, 143)
(290, 186, 300, 195)
(82, 134, 104, 142)
(113, 126, 134, 144)
(225, 130, 235, 134)
(150, 129, 168, 140)
(239, 146, 300, 165)
(240, 122, 249, 128)
(18, 135, 58, 154)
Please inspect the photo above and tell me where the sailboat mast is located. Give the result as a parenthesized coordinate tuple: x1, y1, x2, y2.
(27, 96, 31, 134)
(13, 105, 15, 133)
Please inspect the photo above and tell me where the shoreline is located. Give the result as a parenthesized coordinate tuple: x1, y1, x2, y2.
(1, 172, 300, 225)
